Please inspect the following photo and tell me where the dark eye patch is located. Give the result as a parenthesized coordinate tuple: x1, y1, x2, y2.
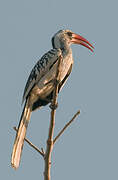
(67, 32, 72, 37)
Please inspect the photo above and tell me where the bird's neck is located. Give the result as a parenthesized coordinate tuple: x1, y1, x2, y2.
(52, 39, 72, 57)
(61, 46, 72, 58)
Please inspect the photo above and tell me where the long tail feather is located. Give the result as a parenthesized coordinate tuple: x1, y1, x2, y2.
(11, 99, 32, 169)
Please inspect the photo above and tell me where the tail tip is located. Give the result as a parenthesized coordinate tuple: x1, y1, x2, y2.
(11, 161, 19, 170)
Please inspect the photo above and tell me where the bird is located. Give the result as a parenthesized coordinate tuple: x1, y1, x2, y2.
(11, 29, 94, 169)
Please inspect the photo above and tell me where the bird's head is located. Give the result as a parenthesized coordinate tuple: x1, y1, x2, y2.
(52, 29, 94, 52)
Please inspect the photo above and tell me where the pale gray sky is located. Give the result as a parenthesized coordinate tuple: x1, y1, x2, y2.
(0, 0, 118, 179)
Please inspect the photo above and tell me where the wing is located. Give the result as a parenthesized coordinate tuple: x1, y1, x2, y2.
(22, 48, 62, 103)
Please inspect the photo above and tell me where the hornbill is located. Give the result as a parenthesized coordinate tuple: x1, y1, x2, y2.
(11, 29, 94, 169)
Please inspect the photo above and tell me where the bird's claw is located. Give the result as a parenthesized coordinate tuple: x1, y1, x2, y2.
(49, 102, 58, 110)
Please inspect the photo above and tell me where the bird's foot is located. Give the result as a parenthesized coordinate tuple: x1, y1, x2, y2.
(49, 102, 58, 110)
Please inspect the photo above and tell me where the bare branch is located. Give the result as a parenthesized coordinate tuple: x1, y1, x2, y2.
(41, 148, 45, 155)
(53, 110, 80, 145)
(13, 127, 44, 157)
(13, 53, 80, 180)
(44, 54, 62, 180)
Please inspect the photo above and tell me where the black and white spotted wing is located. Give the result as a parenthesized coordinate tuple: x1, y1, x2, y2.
(22, 48, 62, 103)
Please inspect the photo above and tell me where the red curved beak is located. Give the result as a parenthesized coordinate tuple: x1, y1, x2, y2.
(71, 33, 94, 52)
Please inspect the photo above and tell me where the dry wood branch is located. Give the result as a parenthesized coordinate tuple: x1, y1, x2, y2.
(44, 55, 62, 180)
(12, 53, 80, 180)
(13, 127, 44, 157)
(53, 110, 80, 144)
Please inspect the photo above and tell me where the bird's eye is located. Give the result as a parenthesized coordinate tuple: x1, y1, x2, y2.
(67, 32, 72, 37)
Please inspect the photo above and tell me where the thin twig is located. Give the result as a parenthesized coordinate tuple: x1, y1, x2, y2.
(41, 148, 45, 155)
(44, 54, 62, 180)
(53, 110, 80, 144)
(13, 127, 44, 157)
